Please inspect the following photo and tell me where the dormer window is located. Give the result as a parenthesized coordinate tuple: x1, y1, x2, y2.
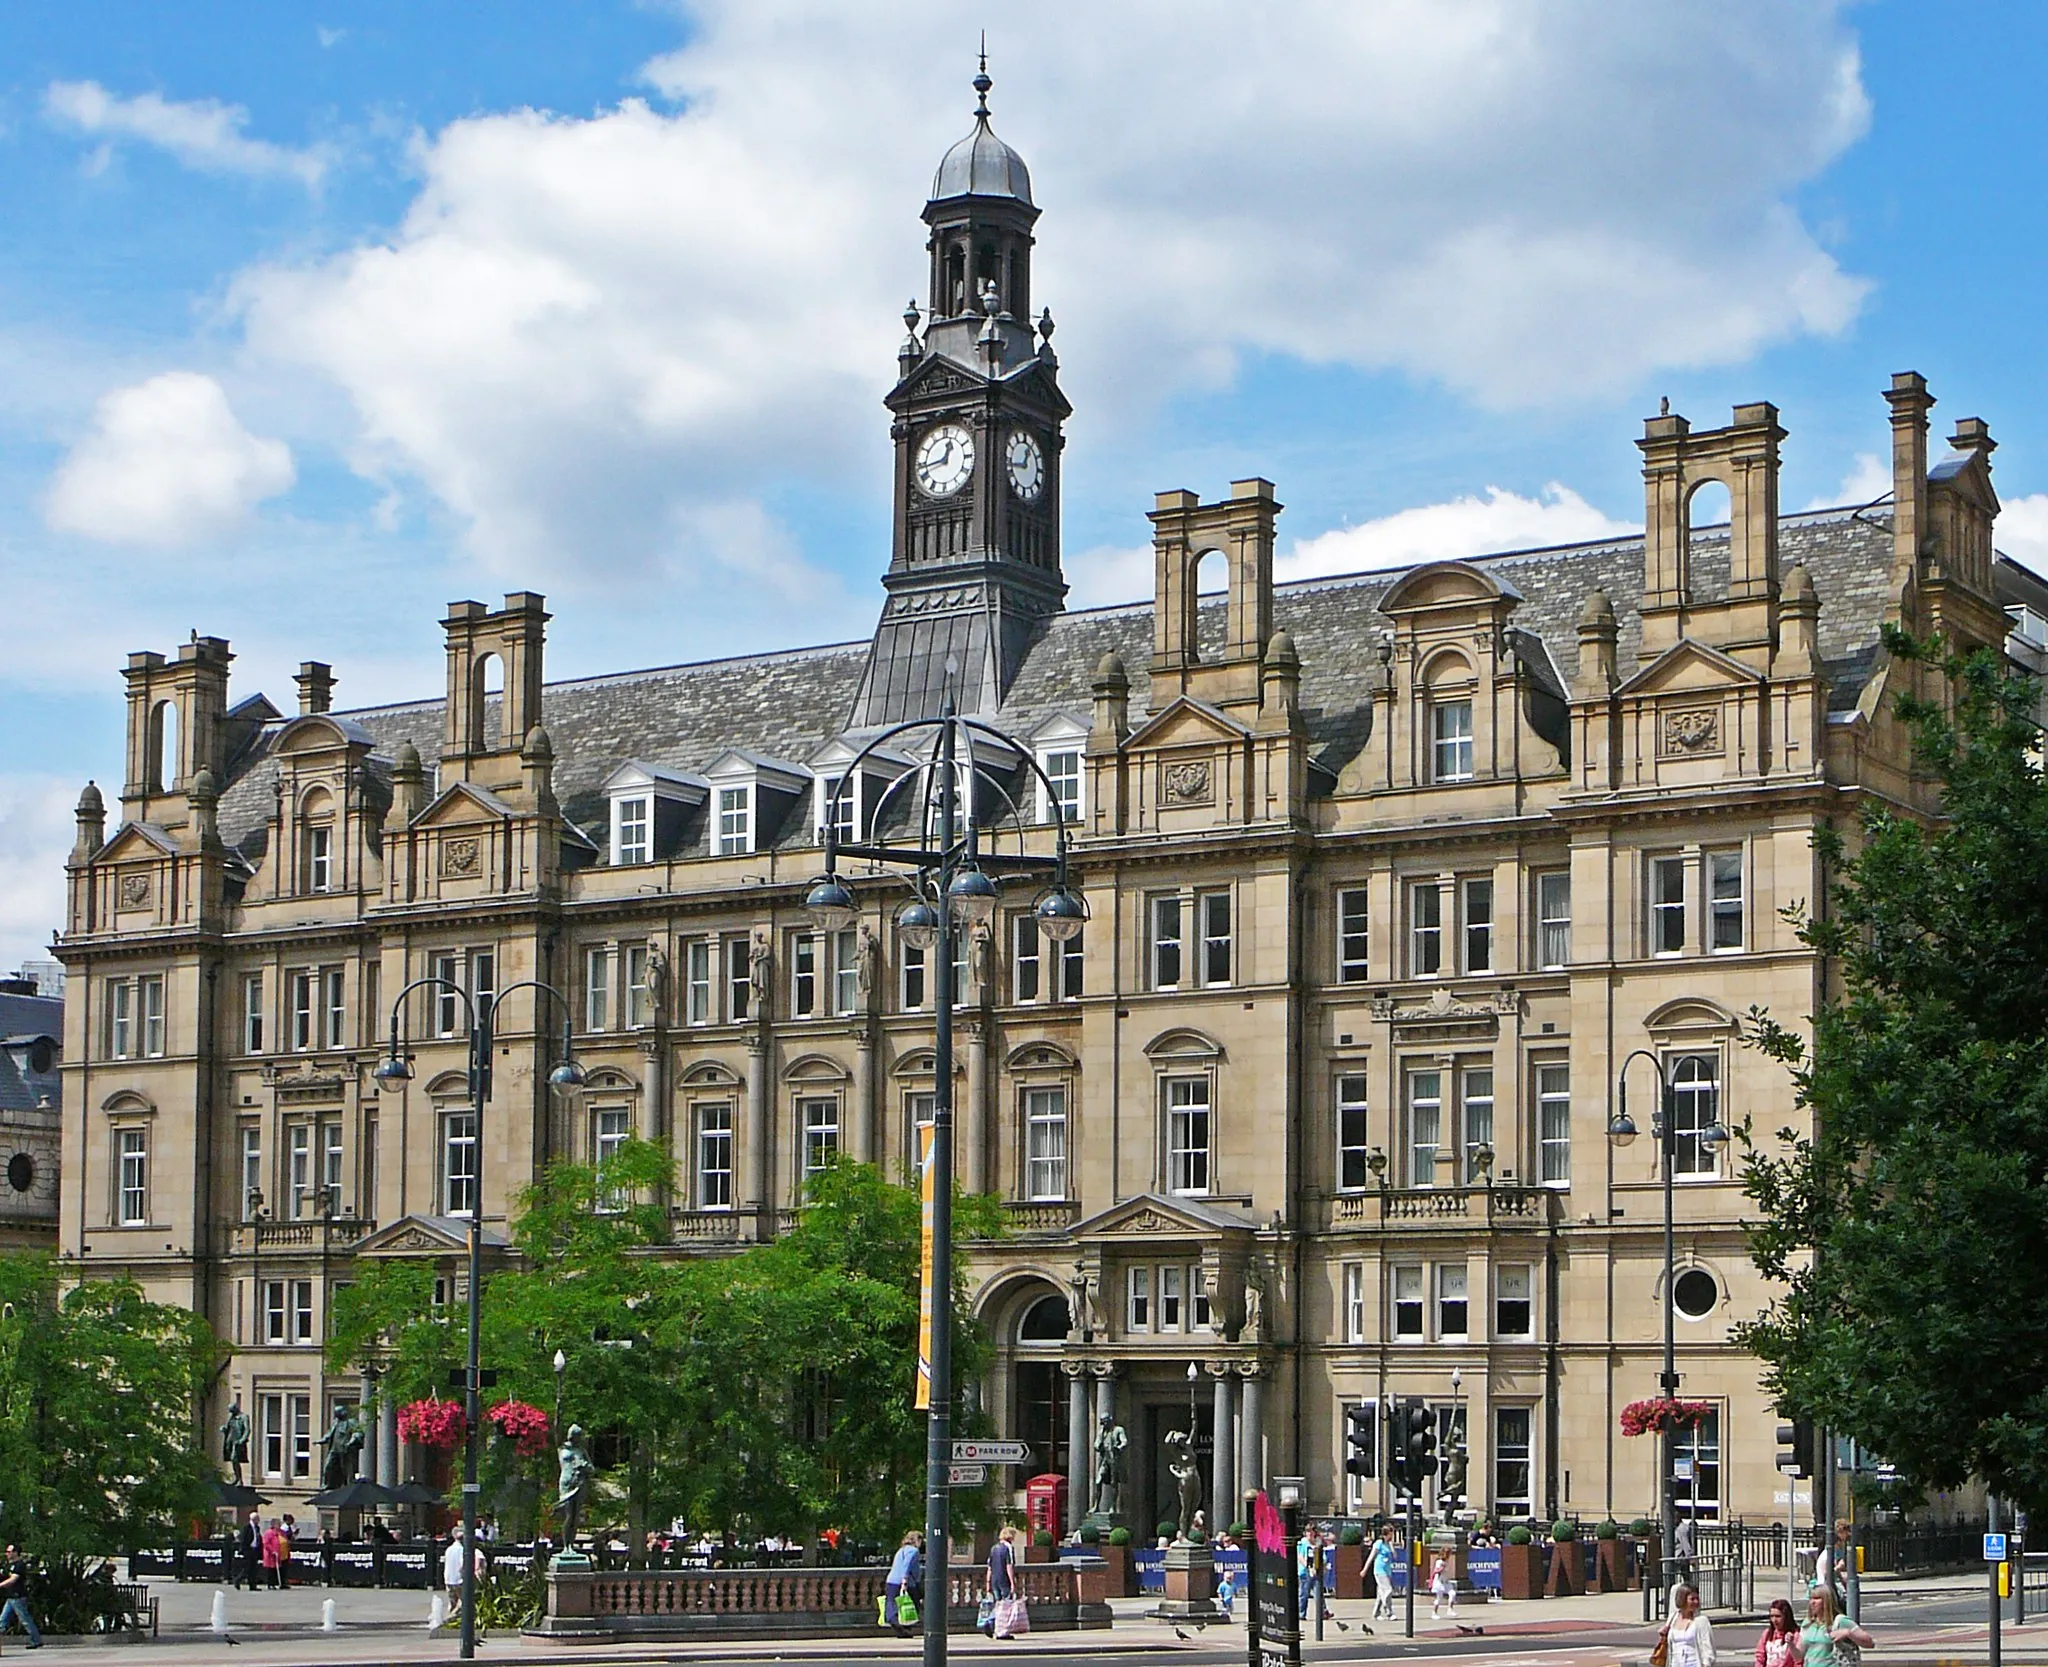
(816, 775, 858, 846)
(1431, 699, 1474, 782)
(601, 762, 706, 867)
(1039, 747, 1082, 826)
(307, 826, 333, 892)
(717, 787, 751, 855)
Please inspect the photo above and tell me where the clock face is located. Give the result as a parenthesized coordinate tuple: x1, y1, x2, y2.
(1006, 429, 1045, 502)
(914, 424, 976, 497)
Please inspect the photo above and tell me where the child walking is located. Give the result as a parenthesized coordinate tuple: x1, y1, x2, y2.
(1429, 1548, 1456, 1620)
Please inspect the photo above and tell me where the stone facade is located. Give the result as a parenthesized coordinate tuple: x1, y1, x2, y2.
(52, 80, 2039, 1529)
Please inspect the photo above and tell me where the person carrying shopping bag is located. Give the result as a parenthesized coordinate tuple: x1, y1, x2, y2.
(1800, 1585, 1874, 1667)
(881, 1531, 922, 1638)
(989, 1525, 1029, 1639)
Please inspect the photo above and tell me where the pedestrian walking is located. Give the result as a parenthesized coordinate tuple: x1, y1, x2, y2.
(1755, 1598, 1804, 1667)
(260, 1520, 284, 1591)
(988, 1524, 1027, 1639)
(1296, 1529, 1320, 1620)
(1660, 1583, 1718, 1667)
(881, 1530, 922, 1638)
(1798, 1584, 1873, 1667)
(1813, 1522, 1851, 1614)
(1371, 1524, 1399, 1621)
(442, 1524, 472, 1625)
(1429, 1547, 1455, 1620)
(0, 1547, 42, 1649)
(236, 1511, 261, 1591)
(1674, 1517, 1697, 1590)
(275, 1517, 294, 1590)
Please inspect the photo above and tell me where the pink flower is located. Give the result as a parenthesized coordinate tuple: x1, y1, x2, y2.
(1619, 1398, 1715, 1438)
(486, 1400, 552, 1458)
(398, 1397, 468, 1450)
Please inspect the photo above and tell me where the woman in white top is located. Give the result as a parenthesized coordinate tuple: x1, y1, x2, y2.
(1663, 1583, 1718, 1667)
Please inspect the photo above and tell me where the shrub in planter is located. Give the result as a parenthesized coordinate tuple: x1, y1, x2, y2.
(1507, 1525, 1534, 1545)
(1107, 1526, 1132, 1546)
(1078, 1523, 1101, 1545)
(1550, 1520, 1578, 1542)
(1499, 1533, 1545, 1600)
(1593, 1524, 1629, 1592)
(1229, 1521, 1248, 1541)
(1596, 1520, 1620, 1541)
(1627, 1519, 1653, 1537)
(1341, 1524, 1365, 1545)
(1157, 1519, 1179, 1541)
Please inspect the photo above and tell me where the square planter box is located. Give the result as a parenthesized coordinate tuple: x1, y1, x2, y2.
(1500, 1542, 1545, 1601)
(1544, 1540, 1586, 1598)
(1099, 1544, 1133, 1596)
(1334, 1544, 1365, 1599)
(1594, 1539, 1628, 1593)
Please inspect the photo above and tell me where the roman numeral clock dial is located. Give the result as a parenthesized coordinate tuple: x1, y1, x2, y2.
(1006, 428, 1044, 502)
(914, 423, 976, 497)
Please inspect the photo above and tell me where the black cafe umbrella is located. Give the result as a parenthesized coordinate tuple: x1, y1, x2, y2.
(213, 1479, 271, 1508)
(306, 1478, 397, 1511)
(386, 1478, 445, 1507)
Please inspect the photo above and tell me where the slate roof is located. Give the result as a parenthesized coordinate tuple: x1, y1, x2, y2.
(210, 507, 1918, 861)
(0, 992, 61, 1114)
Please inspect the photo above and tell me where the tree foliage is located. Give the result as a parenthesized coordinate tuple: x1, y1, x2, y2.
(1741, 633, 2048, 1514)
(0, 1254, 220, 1557)
(328, 1144, 1002, 1542)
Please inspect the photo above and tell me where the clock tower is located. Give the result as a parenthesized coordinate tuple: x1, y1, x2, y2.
(852, 62, 1071, 726)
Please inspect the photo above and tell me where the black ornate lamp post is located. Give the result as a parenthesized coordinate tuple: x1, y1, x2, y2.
(1607, 1048, 1729, 1608)
(374, 975, 585, 1661)
(803, 687, 1087, 1667)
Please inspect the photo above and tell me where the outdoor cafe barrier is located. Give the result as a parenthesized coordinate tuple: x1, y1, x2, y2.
(539, 1556, 1114, 1640)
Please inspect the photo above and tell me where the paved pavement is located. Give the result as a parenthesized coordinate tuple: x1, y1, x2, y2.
(6, 1568, 2040, 1667)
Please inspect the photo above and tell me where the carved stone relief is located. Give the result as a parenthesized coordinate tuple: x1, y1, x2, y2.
(1661, 707, 1722, 756)
(117, 871, 152, 910)
(440, 836, 482, 879)
(1160, 758, 1214, 806)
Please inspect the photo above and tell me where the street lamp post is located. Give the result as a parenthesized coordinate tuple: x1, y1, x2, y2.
(374, 975, 585, 1662)
(803, 689, 1087, 1667)
(1607, 1048, 1729, 1612)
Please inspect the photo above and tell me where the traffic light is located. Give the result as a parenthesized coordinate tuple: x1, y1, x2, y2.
(1345, 1404, 1376, 1478)
(1774, 1417, 1815, 1479)
(1402, 1400, 1438, 1498)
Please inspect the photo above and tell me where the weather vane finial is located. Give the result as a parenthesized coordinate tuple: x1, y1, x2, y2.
(974, 34, 992, 117)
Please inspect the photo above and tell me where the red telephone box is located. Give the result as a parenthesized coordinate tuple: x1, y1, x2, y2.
(1024, 1474, 1069, 1538)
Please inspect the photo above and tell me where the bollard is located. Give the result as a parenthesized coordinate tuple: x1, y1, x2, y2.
(210, 1590, 230, 1636)
(322, 1597, 338, 1633)
(428, 1591, 448, 1632)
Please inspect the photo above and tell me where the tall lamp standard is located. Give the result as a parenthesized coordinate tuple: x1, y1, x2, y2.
(1606, 1048, 1729, 1608)
(803, 690, 1087, 1667)
(374, 975, 585, 1662)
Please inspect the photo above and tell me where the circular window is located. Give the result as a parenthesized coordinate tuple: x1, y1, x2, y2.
(1672, 1268, 1719, 1319)
(7, 1154, 34, 1194)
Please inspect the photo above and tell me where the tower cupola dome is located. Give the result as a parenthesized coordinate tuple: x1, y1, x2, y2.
(931, 64, 1033, 206)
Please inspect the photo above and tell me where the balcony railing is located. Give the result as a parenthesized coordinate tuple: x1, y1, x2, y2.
(1000, 1200, 1081, 1235)
(670, 1210, 743, 1242)
(1329, 1184, 1555, 1228)
(244, 1216, 375, 1249)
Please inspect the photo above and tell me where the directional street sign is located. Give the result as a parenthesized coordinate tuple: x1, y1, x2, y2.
(948, 1464, 987, 1487)
(1986, 1533, 2009, 1562)
(951, 1440, 1031, 1465)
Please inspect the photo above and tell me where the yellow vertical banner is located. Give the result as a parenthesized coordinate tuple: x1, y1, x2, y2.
(915, 1121, 936, 1409)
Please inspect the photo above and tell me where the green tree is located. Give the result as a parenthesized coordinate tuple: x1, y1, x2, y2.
(0, 1254, 220, 1557)
(1742, 634, 2048, 1514)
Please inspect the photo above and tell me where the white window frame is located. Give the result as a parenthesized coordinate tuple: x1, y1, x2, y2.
(1023, 1085, 1068, 1201)
(1496, 1264, 1534, 1339)
(107, 978, 133, 1060)
(1336, 887, 1370, 983)
(1199, 890, 1232, 987)
(321, 1119, 343, 1213)
(292, 1278, 315, 1344)
(1159, 1265, 1184, 1332)
(1406, 1068, 1442, 1187)
(1127, 1266, 1151, 1331)
(695, 1102, 733, 1210)
(139, 975, 165, 1058)
(1462, 876, 1493, 974)
(1039, 748, 1083, 827)
(1537, 1062, 1571, 1186)
(1342, 1262, 1366, 1344)
(1410, 880, 1443, 976)
(612, 794, 652, 866)
(1708, 848, 1745, 952)
(623, 943, 652, 1028)
(1391, 1264, 1424, 1340)
(1436, 1262, 1469, 1340)
(1162, 1074, 1212, 1196)
(816, 773, 858, 846)
(1336, 1074, 1371, 1192)
(1672, 1408, 1723, 1521)
(1432, 698, 1475, 782)
(829, 928, 860, 1016)
(291, 1393, 313, 1479)
(1668, 1051, 1722, 1178)
(792, 933, 821, 1018)
(716, 785, 752, 856)
(307, 823, 333, 893)
(240, 1125, 262, 1215)
(287, 1122, 311, 1219)
(263, 1279, 288, 1345)
(431, 952, 462, 1037)
(116, 1126, 148, 1224)
(594, 1104, 631, 1170)
(1460, 1065, 1494, 1184)
(442, 1109, 479, 1216)
(584, 946, 612, 1033)
(799, 1095, 840, 1177)
(1537, 871, 1572, 969)
(321, 967, 346, 1050)
(685, 940, 713, 1025)
(260, 1393, 287, 1477)
(1494, 1405, 1534, 1517)
(1650, 855, 1687, 956)
(724, 937, 752, 1022)
(242, 973, 265, 1054)
(1150, 895, 1184, 991)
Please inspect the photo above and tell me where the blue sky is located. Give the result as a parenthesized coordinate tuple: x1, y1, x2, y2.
(4, 1, 2047, 967)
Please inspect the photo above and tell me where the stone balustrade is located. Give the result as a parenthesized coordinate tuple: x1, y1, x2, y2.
(1328, 1184, 1554, 1227)
(540, 1556, 1113, 1640)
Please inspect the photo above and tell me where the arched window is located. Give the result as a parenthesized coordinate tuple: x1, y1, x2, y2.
(1687, 479, 1732, 592)
(1017, 1294, 1069, 1342)
(1192, 549, 1228, 663)
(298, 786, 336, 894)
(469, 652, 505, 751)
(147, 700, 179, 793)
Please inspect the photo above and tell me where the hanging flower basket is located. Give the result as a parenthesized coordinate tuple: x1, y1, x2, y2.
(1619, 1398, 1715, 1438)
(487, 1399, 552, 1458)
(398, 1396, 468, 1450)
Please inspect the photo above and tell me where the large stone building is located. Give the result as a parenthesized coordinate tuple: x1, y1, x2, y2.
(55, 73, 2038, 1531)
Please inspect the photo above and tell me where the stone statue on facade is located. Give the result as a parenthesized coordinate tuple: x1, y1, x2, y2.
(749, 931, 772, 1005)
(645, 943, 669, 1023)
(856, 924, 877, 1011)
(1091, 1414, 1127, 1520)
(317, 1401, 365, 1491)
(1067, 1264, 1094, 1337)
(1241, 1272, 1264, 1343)
(1164, 1427, 1203, 1541)
(221, 1398, 251, 1484)
(557, 1423, 597, 1546)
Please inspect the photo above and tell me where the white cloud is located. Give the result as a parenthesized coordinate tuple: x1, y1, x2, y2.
(0, 778, 76, 976)
(1998, 495, 2048, 577)
(220, 0, 1871, 598)
(1802, 451, 1892, 512)
(1281, 486, 1639, 584)
(45, 80, 326, 186)
(45, 372, 296, 547)
(1066, 483, 1638, 609)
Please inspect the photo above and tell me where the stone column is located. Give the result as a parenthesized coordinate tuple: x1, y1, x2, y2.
(1210, 1365, 1235, 1529)
(964, 1020, 990, 1195)
(360, 1373, 377, 1481)
(745, 1033, 771, 1230)
(1092, 1365, 1118, 1518)
(853, 1031, 876, 1164)
(1065, 1362, 1090, 1530)
(1239, 1369, 1263, 1502)
(378, 1394, 398, 1488)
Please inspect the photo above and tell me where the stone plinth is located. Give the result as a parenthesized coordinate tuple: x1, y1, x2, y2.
(1149, 1541, 1219, 1624)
